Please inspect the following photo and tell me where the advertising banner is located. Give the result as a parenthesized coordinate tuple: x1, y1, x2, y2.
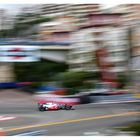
(0, 45, 40, 62)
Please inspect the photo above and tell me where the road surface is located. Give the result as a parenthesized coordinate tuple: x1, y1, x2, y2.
(0, 89, 139, 136)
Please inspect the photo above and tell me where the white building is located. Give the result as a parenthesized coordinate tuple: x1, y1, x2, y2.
(68, 14, 129, 73)
(0, 9, 14, 30)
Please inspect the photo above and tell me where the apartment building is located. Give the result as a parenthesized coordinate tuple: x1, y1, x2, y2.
(0, 63, 14, 82)
(22, 4, 101, 27)
(0, 9, 14, 30)
(68, 13, 129, 73)
(39, 4, 100, 17)
(40, 4, 70, 17)
(39, 16, 76, 42)
(108, 4, 140, 90)
(109, 4, 140, 23)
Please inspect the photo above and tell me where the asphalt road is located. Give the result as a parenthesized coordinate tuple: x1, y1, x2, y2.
(0, 90, 139, 136)
(0, 102, 139, 136)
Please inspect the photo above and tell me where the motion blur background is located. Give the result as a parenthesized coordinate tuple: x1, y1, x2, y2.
(0, 3, 140, 136)
(0, 3, 140, 94)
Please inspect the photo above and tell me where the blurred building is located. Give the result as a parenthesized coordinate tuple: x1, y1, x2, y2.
(18, 5, 41, 25)
(0, 9, 14, 30)
(0, 9, 15, 82)
(129, 22, 140, 90)
(131, 23, 140, 71)
(14, 4, 101, 40)
(0, 63, 14, 82)
(23, 4, 101, 28)
(108, 4, 140, 23)
(19, 5, 41, 15)
(39, 16, 76, 42)
(40, 4, 70, 17)
(68, 13, 129, 73)
(68, 4, 101, 26)
(39, 4, 100, 17)
(108, 4, 140, 90)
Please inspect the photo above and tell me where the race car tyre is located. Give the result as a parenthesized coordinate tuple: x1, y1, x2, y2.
(65, 105, 72, 110)
(39, 105, 46, 111)
(61, 105, 66, 109)
(39, 107, 45, 112)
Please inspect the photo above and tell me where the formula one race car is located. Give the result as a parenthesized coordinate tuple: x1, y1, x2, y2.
(38, 102, 72, 111)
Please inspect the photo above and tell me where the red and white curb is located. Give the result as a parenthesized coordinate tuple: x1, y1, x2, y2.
(0, 116, 16, 121)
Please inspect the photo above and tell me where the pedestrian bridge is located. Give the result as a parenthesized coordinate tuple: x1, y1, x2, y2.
(0, 40, 71, 63)
(40, 46, 70, 63)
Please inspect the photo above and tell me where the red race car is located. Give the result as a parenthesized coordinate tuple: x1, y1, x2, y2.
(38, 102, 72, 111)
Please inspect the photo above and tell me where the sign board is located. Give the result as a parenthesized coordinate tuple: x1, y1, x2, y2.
(0, 45, 40, 62)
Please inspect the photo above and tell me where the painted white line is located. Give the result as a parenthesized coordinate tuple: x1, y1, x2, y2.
(14, 130, 47, 136)
(0, 116, 16, 121)
(84, 131, 100, 136)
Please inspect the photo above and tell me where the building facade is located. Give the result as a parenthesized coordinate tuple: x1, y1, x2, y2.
(39, 16, 76, 42)
(0, 9, 14, 30)
(68, 13, 129, 73)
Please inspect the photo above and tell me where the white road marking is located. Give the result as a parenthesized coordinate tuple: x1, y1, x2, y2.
(0, 116, 16, 121)
(84, 131, 100, 136)
(14, 130, 47, 136)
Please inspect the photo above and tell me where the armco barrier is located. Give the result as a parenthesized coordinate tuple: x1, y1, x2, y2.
(0, 82, 32, 89)
(0, 82, 17, 88)
(0, 128, 6, 136)
(35, 95, 81, 105)
(34, 92, 138, 105)
(34, 93, 93, 105)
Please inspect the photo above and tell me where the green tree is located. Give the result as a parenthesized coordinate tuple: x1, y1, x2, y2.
(52, 71, 100, 89)
(0, 13, 52, 38)
(14, 59, 68, 82)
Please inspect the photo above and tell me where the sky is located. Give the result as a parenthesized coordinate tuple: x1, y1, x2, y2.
(0, 3, 118, 15)
(0, 0, 140, 15)
(0, 4, 34, 14)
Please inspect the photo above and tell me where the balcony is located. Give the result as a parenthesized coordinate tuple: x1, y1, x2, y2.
(68, 57, 92, 64)
(109, 67, 127, 72)
(107, 56, 127, 63)
(107, 46, 127, 52)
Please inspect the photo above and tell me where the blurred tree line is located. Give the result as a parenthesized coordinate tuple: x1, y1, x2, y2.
(14, 59, 68, 82)
(14, 59, 128, 93)
(52, 71, 101, 89)
(0, 13, 52, 38)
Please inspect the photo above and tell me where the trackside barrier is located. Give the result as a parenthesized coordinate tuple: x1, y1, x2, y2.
(0, 82, 32, 89)
(34, 93, 92, 105)
(35, 96, 81, 105)
(0, 128, 6, 136)
(34, 92, 140, 105)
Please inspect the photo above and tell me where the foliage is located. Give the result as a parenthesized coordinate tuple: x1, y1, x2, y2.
(120, 122, 140, 135)
(117, 74, 129, 89)
(0, 13, 52, 38)
(14, 59, 68, 82)
(52, 71, 100, 89)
